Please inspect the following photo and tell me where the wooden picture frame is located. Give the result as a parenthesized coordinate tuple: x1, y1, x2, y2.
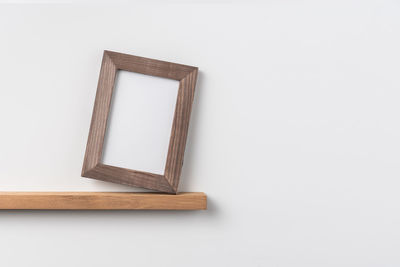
(82, 51, 198, 194)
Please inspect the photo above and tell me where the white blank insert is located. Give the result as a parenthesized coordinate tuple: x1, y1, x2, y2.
(101, 70, 179, 175)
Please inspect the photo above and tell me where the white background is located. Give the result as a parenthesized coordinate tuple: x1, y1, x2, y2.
(1, 1, 400, 266)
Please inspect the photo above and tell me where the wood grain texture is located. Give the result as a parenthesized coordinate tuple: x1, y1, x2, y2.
(0, 192, 207, 210)
(84, 164, 173, 193)
(82, 52, 117, 173)
(165, 68, 198, 191)
(82, 51, 198, 193)
(105, 50, 194, 80)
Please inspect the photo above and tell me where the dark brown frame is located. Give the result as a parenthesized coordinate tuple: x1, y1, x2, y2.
(82, 51, 198, 193)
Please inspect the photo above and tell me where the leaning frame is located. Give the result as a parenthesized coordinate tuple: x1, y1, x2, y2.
(82, 50, 198, 193)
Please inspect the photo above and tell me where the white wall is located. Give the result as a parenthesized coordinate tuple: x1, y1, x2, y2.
(1, 1, 400, 266)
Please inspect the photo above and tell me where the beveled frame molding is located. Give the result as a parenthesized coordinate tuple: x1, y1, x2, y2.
(82, 51, 198, 193)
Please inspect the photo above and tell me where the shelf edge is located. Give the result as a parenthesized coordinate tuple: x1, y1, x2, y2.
(0, 192, 207, 210)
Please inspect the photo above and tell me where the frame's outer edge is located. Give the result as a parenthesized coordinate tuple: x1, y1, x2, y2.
(164, 68, 199, 191)
(82, 50, 199, 193)
(82, 52, 117, 175)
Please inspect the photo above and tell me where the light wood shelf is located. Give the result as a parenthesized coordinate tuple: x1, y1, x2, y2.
(0, 192, 207, 210)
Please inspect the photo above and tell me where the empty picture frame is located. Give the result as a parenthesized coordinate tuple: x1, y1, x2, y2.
(82, 51, 198, 193)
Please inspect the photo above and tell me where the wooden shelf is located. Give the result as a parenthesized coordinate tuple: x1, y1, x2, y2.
(0, 192, 207, 210)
